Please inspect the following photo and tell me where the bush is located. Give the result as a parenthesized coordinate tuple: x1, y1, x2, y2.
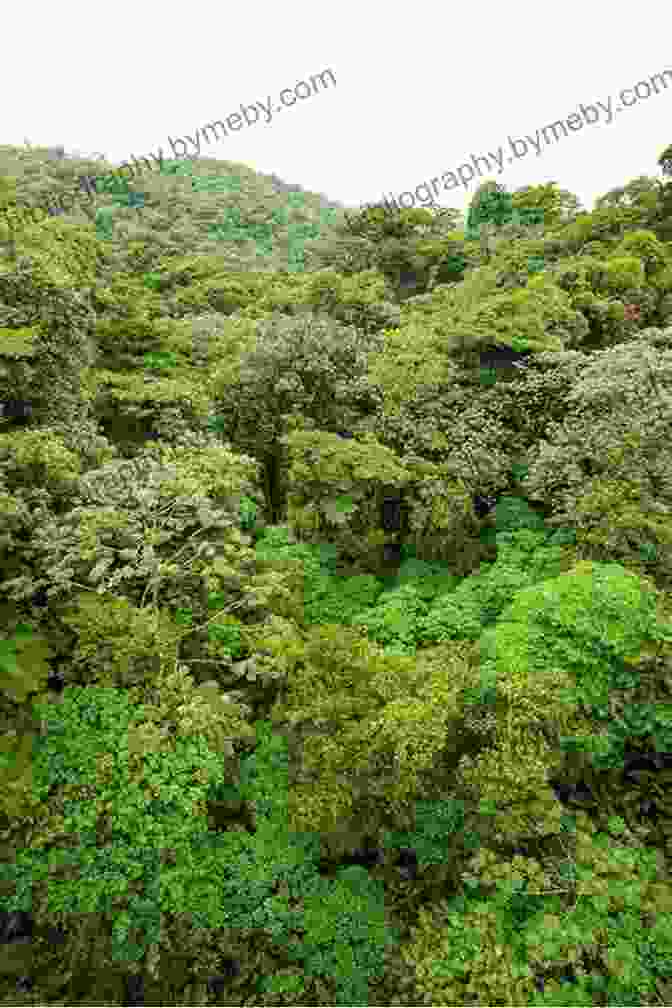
(0, 706, 399, 1004)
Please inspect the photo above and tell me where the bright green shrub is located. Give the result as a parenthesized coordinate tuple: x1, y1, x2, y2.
(305, 569, 385, 627)
(417, 528, 567, 645)
(454, 560, 672, 849)
(389, 554, 460, 600)
(352, 582, 431, 655)
(253, 523, 386, 627)
(481, 559, 669, 726)
(283, 864, 398, 1005)
(0, 684, 244, 958)
(0, 704, 398, 1004)
(253, 491, 481, 658)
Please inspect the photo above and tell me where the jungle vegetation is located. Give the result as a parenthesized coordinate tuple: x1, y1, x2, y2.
(0, 138, 672, 1005)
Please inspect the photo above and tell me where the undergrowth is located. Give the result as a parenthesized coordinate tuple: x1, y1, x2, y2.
(3, 502, 671, 1004)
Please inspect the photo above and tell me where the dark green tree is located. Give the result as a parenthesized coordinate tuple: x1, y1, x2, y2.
(464, 180, 513, 243)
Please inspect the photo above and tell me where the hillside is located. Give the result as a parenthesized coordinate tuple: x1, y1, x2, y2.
(1, 139, 672, 1006)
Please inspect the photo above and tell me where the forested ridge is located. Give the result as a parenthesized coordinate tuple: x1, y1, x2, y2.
(1, 139, 672, 1005)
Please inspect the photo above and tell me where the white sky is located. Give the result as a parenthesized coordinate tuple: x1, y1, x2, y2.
(4, 0, 671, 222)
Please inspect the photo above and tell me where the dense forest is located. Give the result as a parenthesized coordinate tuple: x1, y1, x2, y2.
(1, 137, 672, 1006)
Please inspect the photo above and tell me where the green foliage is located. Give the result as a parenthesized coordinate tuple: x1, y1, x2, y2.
(3, 141, 672, 1006)
(382, 796, 470, 865)
(1, 685, 233, 955)
(172, 596, 245, 659)
(306, 202, 466, 299)
(478, 365, 498, 386)
(510, 460, 531, 483)
(341, 204, 436, 241)
(0, 616, 33, 697)
(238, 493, 258, 530)
(404, 875, 672, 1005)
(387, 554, 460, 600)
(520, 339, 672, 584)
(142, 271, 163, 290)
(1, 705, 397, 1004)
(254, 523, 385, 627)
(492, 494, 547, 533)
(392, 263, 587, 370)
(402, 809, 672, 1005)
(0, 624, 58, 825)
(141, 349, 180, 371)
(465, 181, 515, 239)
(600, 254, 646, 294)
(179, 171, 334, 271)
(479, 559, 672, 754)
(0, 616, 53, 705)
(417, 527, 566, 646)
(352, 583, 431, 655)
(286, 865, 397, 1005)
(510, 181, 582, 230)
(614, 228, 671, 280)
(94, 173, 145, 210)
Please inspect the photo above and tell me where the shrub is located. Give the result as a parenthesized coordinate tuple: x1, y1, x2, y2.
(0, 707, 398, 1004)
(417, 527, 567, 646)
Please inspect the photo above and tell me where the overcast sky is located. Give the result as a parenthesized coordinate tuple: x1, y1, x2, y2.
(4, 1, 671, 222)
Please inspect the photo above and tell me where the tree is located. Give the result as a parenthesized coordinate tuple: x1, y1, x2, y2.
(464, 180, 513, 256)
(303, 203, 465, 300)
(520, 336, 672, 589)
(593, 175, 665, 240)
(207, 312, 386, 523)
(595, 175, 663, 212)
(509, 181, 582, 230)
(464, 180, 556, 262)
